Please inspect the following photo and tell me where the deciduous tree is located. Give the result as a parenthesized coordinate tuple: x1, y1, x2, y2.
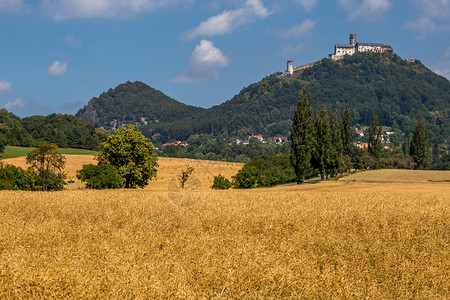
(97, 125, 158, 188)
(26, 143, 66, 191)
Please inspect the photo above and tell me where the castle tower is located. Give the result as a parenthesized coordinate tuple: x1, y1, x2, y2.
(287, 60, 294, 75)
(350, 33, 356, 45)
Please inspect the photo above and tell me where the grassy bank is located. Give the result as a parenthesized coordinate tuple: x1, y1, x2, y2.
(0, 146, 98, 160)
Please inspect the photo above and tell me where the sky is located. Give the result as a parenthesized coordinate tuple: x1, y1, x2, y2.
(0, 0, 449, 117)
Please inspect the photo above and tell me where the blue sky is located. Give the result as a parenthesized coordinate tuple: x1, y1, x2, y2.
(1, 0, 449, 117)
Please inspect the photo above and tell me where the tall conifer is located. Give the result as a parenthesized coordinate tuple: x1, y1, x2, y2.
(410, 118, 430, 169)
(329, 108, 343, 176)
(290, 89, 313, 183)
(312, 105, 331, 180)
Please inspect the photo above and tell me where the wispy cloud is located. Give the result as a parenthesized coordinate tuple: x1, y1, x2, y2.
(4, 97, 25, 110)
(339, 0, 392, 21)
(293, 0, 318, 12)
(280, 19, 315, 38)
(0, 79, 12, 93)
(0, 0, 28, 12)
(47, 60, 68, 75)
(40, 0, 190, 21)
(184, 0, 270, 40)
(404, 0, 450, 38)
(433, 46, 450, 80)
(3, 97, 48, 116)
(63, 35, 82, 47)
(171, 40, 229, 84)
(278, 43, 305, 56)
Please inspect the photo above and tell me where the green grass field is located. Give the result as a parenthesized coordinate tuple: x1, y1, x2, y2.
(0, 146, 98, 160)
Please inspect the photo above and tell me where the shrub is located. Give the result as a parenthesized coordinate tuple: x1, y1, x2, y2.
(211, 175, 232, 190)
(232, 154, 296, 189)
(179, 166, 194, 189)
(0, 163, 38, 191)
(77, 164, 123, 189)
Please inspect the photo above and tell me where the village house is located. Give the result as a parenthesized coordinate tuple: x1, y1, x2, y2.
(273, 136, 288, 144)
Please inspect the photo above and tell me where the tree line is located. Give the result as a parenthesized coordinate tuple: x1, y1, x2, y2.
(0, 109, 105, 151)
(0, 125, 158, 191)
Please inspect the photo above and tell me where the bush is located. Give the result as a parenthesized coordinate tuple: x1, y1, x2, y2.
(211, 175, 232, 190)
(0, 163, 38, 191)
(77, 164, 123, 189)
(232, 154, 296, 189)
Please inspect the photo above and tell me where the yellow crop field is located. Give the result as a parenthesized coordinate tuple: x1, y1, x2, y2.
(0, 163, 449, 298)
(341, 169, 450, 182)
(1, 155, 243, 190)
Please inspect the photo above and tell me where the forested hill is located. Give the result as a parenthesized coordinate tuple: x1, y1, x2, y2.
(76, 52, 450, 143)
(76, 81, 204, 130)
(0, 109, 105, 150)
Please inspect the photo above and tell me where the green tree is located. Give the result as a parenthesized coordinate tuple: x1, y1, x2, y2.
(26, 143, 66, 191)
(410, 118, 430, 169)
(77, 164, 123, 189)
(341, 105, 353, 156)
(179, 166, 194, 189)
(328, 108, 343, 177)
(97, 125, 158, 188)
(0, 163, 38, 191)
(290, 89, 313, 183)
(0, 139, 4, 155)
(368, 112, 383, 160)
(211, 175, 232, 190)
(312, 105, 331, 180)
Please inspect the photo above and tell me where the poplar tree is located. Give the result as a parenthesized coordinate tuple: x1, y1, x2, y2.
(329, 108, 343, 176)
(312, 105, 331, 180)
(368, 112, 383, 159)
(410, 118, 430, 169)
(341, 105, 353, 156)
(290, 89, 313, 183)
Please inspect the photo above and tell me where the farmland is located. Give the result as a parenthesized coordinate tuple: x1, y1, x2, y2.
(0, 158, 448, 298)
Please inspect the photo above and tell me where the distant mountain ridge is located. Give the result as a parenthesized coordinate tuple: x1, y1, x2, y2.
(76, 52, 450, 144)
(76, 81, 204, 131)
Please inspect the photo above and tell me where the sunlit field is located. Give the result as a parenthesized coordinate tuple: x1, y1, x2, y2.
(0, 159, 448, 298)
(341, 168, 450, 182)
(1, 155, 243, 190)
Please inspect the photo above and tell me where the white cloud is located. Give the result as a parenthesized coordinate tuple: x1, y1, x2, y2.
(339, 0, 391, 21)
(294, 0, 318, 12)
(63, 36, 82, 47)
(41, 0, 190, 20)
(280, 19, 315, 38)
(171, 40, 229, 84)
(279, 43, 305, 56)
(404, 0, 450, 38)
(0, 0, 28, 12)
(185, 0, 270, 40)
(4, 97, 25, 110)
(47, 60, 68, 75)
(433, 46, 450, 80)
(0, 80, 12, 93)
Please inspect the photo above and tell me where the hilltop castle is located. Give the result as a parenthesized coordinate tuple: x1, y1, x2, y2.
(329, 33, 392, 61)
(281, 33, 393, 78)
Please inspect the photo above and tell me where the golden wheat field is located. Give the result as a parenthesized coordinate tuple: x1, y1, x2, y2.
(1, 155, 243, 190)
(0, 157, 449, 298)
